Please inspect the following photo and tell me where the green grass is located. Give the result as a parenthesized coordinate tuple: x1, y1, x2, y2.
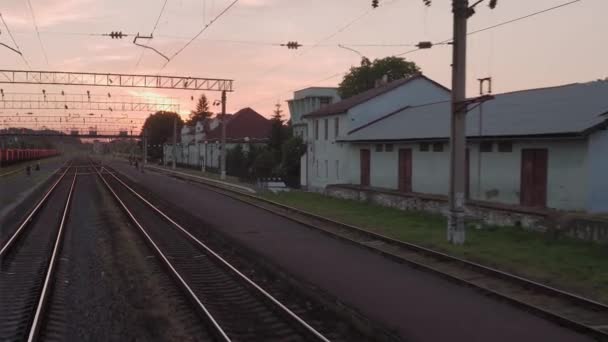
(261, 190, 608, 304)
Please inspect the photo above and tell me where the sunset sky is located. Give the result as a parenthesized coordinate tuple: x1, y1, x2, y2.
(0, 0, 606, 131)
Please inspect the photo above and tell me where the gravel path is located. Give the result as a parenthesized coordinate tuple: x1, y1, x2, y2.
(108, 160, 594, 342)
(40, 172, 212, 341)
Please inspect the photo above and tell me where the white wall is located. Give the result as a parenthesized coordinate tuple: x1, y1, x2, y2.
(346, 139, 589, 211)
(305, 114, 350, 190)
(303, 78, 449, 191)
(588, 129, 608, 213)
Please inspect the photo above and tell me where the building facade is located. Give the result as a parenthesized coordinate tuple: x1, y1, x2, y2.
(287, 87, 340, 186)
(300, 76, 608, 213)
(300, 74, 451, 191)
(164, 107, 271, 171)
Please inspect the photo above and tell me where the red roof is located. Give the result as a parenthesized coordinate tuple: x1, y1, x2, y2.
(206, 107, 271, 141)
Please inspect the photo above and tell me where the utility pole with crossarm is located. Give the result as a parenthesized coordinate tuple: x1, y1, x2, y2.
(448, 0, 498, 244)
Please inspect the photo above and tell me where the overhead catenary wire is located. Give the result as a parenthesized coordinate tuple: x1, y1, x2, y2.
(134, 0, 170, 70)
(238, 0, 400, 90)
(25, 0, 49, 65)
(0, 13, 31, 68)
(394, 0, 583, 56)
(158, 0, 240, 73)
(248, 0, 584, 110)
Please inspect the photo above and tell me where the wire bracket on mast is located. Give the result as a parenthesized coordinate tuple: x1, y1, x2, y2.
(133, 33, 169, 61)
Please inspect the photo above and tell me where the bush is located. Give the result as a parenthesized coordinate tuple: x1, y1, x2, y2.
(226, 144, 247, 178)
(252, 150, 276, 179)
(281, 136, 306, 188)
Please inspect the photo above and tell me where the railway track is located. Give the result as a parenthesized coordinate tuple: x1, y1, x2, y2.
(94, 165, 334, 342)
(144, 164, 608, 341)
(0, 163, 76, 342)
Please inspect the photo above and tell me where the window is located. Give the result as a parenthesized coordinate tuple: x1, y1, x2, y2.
(375, 144, 384, 152)
(314, 120, 319, 140)
(432, 143, 444, 152)
(385, 144, 394, 152)
(334, 117, 340, 138)
(325, 160, 329, 178)
(319, 97, 331, 108)
(420, 142, 430, 152)
(498, 141, 513, 152)
(324, 119, 329, 140)
(480, 141, 493, 152)
(315, 159, 319, 176)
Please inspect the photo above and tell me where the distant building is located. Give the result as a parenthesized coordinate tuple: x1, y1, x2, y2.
(166, 107, 271, 171)
(298, 75, 608, 213)
(287, 87, 341, 187)
(301, 74, 451, 191)
(287, 87, 340, 139)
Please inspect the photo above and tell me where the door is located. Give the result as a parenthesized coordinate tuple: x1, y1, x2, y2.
(398, 149, 412, 192)
(520, 149, 548, 207)
(360, 149, 370, 186)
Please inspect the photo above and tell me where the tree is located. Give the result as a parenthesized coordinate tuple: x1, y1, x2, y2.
(338, 56, 420, 99)
(186, 94, 212, 126)
(252, 150, 276, 179)
(269, 103, 287, 161)
(141, 111, 183, 160)
(226, 144, 247, 179)
(280, 136, 306, 188)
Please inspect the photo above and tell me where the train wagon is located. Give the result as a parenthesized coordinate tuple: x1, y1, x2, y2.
(0, 148, 60, 167)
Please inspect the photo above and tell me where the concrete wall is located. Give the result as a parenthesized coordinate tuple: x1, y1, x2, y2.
(326, 185, 608, 244)
(588, 129, 608, 213)
(346, 139, 589, 211)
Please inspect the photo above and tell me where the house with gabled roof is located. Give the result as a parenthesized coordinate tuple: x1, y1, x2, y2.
(298, 73, 451, 191)
(165, 107, 271, 170)
(302, 77, 608, 213)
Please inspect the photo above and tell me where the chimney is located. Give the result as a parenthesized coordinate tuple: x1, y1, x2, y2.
(375, 74, 389, 88)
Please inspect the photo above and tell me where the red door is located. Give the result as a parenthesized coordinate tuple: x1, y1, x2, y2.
(360, 149, 370, 186)
(398, 149, 412, 192)
(521, 149, 548, 207)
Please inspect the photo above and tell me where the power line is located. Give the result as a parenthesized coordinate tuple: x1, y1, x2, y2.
(468, 0, 581, 36)
(239, 1, 400, 90)
(395, 0, 582, 56)
(25, 0, 49, 65)
(134, 0, 170, 70)
(252, 0, 583, 111)
(248, 72, 345, 109)
(159, 0, 240, 72)
(0, 13, 31, 68)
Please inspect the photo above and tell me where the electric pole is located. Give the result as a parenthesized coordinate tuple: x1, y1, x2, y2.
(220, 90, 227, 180)
(172, 118, 177, 170)
(447, 0, 469, 245)
(142, 128, 147, 172)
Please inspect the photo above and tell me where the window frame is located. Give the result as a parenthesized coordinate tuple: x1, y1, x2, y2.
(480, 141, 493, 152)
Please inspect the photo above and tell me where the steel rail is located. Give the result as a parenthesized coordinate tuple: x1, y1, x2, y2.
(93, 166, 232, 342)
(0, 161, 71, 257)
(146, 165, 608, 339)
(27, 171, 77, 342)
(102, 167, 331, 342)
